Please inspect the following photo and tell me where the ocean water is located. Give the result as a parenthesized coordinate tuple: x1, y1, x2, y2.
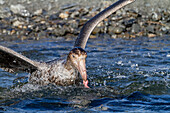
(0, 36, 169, 112)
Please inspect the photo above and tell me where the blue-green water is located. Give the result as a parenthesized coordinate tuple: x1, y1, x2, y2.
(0, 36, 169, 112)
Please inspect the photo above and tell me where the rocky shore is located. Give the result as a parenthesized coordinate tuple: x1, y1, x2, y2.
(0, 0, 169, 41)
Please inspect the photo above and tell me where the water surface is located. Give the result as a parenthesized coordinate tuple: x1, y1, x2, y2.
(0, 36, 169, 112)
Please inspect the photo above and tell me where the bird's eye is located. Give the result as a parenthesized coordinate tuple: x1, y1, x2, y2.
(72, 55, 75, 58)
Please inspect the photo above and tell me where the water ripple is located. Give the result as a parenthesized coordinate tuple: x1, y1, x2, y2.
(0, 36, 169, 112)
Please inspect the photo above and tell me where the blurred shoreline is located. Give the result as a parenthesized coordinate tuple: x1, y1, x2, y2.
(0, 0, 169, 14)
(0, 0, 169, 41)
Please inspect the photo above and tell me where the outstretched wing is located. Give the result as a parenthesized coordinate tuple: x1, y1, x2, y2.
(0, 45, 40, 73)
(74, 0, 135, 49)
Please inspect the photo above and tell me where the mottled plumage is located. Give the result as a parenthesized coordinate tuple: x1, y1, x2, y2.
(29, 48, 87, 86)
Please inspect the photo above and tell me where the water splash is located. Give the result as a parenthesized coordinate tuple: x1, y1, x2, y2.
(0, 36, 169, 112)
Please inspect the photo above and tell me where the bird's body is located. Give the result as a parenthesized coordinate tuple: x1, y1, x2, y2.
(29, 47, 88, 86)
(0, 0, 135, 88)
(29, 60, 78, 86)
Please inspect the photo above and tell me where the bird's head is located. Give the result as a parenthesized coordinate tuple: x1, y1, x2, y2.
(68, 47, 89, 88)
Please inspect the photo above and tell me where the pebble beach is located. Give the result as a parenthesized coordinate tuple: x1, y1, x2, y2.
(0, 0, 169, 41)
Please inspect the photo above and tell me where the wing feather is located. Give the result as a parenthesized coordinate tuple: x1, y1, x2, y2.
(74, 0, 135, 49)
(0, 45, 40, 73)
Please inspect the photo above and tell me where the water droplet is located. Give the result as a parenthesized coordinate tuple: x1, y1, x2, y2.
(104, 80, 106, 86)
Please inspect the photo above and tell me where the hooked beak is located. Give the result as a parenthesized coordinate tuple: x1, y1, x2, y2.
(77, 59, 89, 88)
